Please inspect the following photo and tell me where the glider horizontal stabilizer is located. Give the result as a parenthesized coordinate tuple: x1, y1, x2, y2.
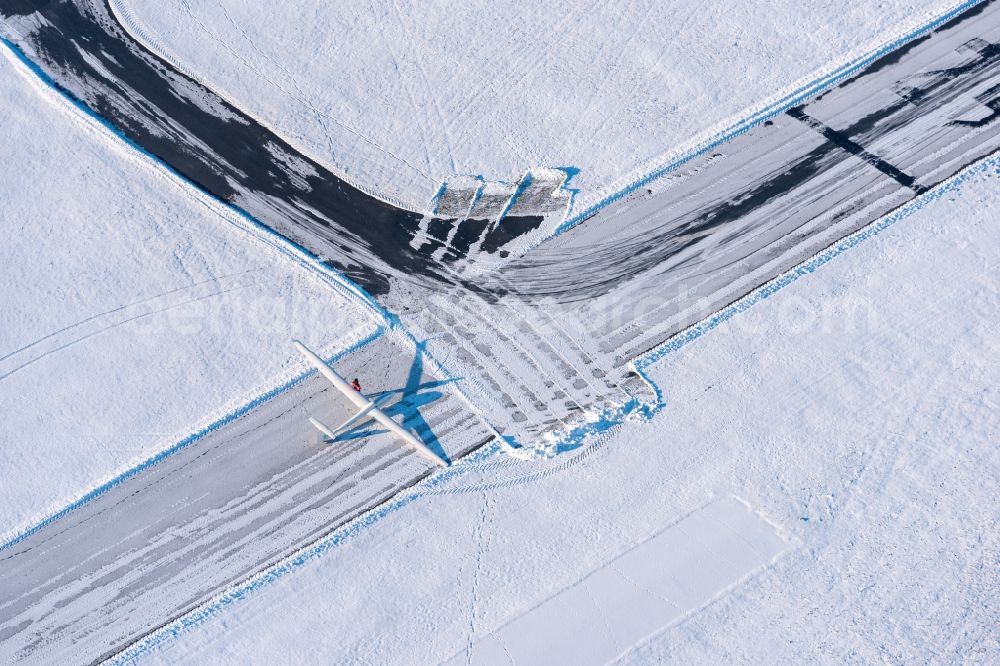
(329, 402, 378, 438)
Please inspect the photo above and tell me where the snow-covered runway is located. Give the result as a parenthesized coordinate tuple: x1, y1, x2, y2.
(0, 336, 491, 665)
(444, 497, 792, 666)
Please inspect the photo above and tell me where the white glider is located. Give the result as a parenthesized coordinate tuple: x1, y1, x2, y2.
(293, 340, 448, 468)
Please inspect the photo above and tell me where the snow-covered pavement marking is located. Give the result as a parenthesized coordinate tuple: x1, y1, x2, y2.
(448, 497, 791, 666)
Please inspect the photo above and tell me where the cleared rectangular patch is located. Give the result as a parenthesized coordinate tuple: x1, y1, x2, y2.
(452, 496, 791, 665)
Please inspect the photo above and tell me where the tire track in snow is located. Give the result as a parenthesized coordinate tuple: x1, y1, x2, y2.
(0, 277, 258, 384)
(0, 268, 256, 365)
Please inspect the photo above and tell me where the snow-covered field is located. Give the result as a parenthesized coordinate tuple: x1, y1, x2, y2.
(115, 0, 957, 214)
(0, 49, 378, 544)
(134, 149, 1000, 662)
